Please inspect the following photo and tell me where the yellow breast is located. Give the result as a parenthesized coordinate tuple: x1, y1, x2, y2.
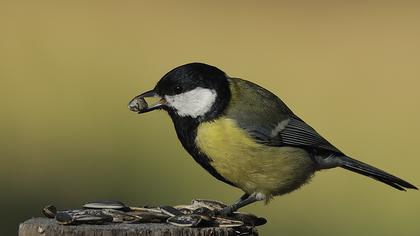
(195, 118, 315, 197)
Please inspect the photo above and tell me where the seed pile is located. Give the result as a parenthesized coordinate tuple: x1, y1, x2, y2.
(42, 199, 267, 229)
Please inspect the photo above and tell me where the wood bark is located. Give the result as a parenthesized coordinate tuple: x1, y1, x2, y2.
(19, 218, 258, 236)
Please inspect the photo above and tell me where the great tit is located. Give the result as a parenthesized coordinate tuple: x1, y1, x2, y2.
(128, 62, 417, 215)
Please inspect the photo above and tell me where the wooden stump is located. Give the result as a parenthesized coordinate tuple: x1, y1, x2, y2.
(19, 218, 258, 236)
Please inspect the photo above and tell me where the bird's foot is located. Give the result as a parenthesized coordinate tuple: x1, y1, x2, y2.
(217, 206, 235, 216)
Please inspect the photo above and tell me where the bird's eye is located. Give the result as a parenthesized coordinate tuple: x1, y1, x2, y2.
(174, 85, 183, 94)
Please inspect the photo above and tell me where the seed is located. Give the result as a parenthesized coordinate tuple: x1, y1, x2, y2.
(191, 199, 227, 211)
(42, 205, 57, 218)
(229, 213, 267, 226)
(128, 96, 148, 113)
(159, 205, 184, 217)
(83, 200, 129, 211)
(192, 207, 215, 218)
(167, 214, 203, 227)
(214, 217, 244, 228)
(55, 212, 74, 225)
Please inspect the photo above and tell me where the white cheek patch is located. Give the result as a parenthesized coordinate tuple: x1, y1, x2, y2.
(165, 87, 217, 118)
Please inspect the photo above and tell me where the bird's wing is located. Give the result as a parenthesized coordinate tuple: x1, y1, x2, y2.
(226, 78, 342, 155)
(270, 116, 342, 154)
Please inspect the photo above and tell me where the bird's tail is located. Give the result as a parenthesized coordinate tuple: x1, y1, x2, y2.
(338, 156, 417, 191)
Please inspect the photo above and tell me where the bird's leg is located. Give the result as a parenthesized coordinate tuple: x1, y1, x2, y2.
(216, 193, 248, 216)
(233, 193, 250, 205)
(219, 192, 262, 216)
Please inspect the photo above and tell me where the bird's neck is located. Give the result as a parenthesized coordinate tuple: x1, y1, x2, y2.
(168, 113, 200, 153)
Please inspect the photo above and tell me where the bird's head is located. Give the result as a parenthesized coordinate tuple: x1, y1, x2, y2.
(128, 63, 231, 122)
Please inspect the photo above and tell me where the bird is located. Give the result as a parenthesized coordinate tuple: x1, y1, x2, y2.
(128, 62, 417, 215)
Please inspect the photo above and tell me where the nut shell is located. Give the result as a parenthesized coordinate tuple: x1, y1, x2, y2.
(42, 205, 57, 218)
(167, 214, 203, 227)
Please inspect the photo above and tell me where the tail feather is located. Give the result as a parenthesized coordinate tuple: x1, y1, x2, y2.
(339, 156, 417, 191)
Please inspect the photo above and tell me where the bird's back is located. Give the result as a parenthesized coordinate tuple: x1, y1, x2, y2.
(225, 78, 293, 136)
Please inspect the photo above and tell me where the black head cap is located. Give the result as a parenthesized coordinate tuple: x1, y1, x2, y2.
(155, 62, 231, 121)
(155, 63, 227, 95)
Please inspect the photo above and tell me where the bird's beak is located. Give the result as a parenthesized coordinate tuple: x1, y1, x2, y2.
(128, 89, 166, 114)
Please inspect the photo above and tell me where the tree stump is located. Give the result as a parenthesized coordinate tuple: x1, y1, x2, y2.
(19, 218, 258, 236)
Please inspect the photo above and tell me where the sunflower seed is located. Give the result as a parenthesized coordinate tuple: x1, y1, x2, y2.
(192, 207, 215, 218)
(229, 213, 267, 226)
(83, 200, 129, 211)
(55, 212, 74, 225)
(159, 205, 184, 216)
(167, 214, 202, 227)
(191, 199, 227, 211)
(42, 205, 57, 218)
(214, 217, 244, 228)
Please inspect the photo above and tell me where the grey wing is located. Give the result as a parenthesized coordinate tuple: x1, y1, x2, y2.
(226, 78, 343, 155)
(268, 116, 343, 154)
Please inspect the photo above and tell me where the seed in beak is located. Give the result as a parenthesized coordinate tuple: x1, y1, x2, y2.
(128, 97, 148, 113)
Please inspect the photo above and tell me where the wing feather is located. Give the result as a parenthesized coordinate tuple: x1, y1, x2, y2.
(226, 77, 342, 155)
(279, 118, 342, 153)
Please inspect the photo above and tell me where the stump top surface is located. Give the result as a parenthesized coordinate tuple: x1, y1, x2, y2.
(19, 217, 258, 236)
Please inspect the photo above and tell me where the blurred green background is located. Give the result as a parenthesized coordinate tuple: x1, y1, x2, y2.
(1, 1, 419, 235)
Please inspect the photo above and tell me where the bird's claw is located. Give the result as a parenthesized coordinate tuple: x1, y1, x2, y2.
(217, 206, 235, 216)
